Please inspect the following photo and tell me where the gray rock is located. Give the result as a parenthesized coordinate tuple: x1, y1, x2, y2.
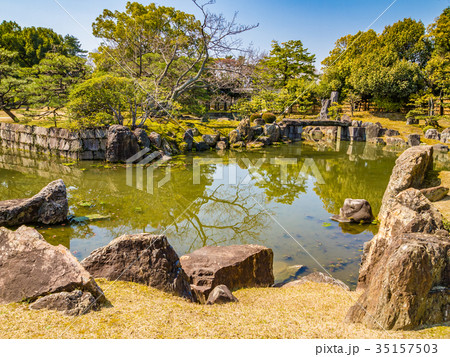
(385, 129, 400, 137)
(29, 290, 97, 316)
(359, 188, 444, 290)
(81, 233, 194, 302)
(183, 129, 194, 151)
(420, 186, 449, 202)
(264, 124, 281, 142)
(206, 285, 238, 305)
(331, 198, 374, 223)
(433, 144, 449, 152)
(349, 127, 365, 141)
(134, 128, 151, 148)
(440, 128, 450, 144)
(385, 137, 407, 147)
(254, 118, 265, 126)
(202, 133, 220, 147)
(281, 272, 350, 291)
(196, 141, 210, 151)
(407, 134, 421, 147)
(237, 119, 252, 141)
(425, 129, 440, 140)
(106, 125, 140, 162)
(0, 179, 68, 226)
(149, 132, 162, 148)
(229, 130, 241, 144)
(362, 122, 380, 139)
(250, 125, 264, 137)
(0, 226, 107, 306)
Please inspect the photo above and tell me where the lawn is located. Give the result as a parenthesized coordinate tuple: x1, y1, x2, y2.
(0, 280, 448, 339)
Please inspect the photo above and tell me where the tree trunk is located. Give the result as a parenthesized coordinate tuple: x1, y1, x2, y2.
(3, 108, 19, 122)
(440, 91, 444, 116)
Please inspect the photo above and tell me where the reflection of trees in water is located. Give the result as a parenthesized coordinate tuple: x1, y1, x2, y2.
(312, 144, 397, 216)
(168, 183, 269, 251)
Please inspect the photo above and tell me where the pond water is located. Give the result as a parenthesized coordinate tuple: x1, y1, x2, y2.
(0, 141, 403, 288)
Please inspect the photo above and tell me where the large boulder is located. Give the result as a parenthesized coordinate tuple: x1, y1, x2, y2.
(331, 199, 374, 223)
(180, 244, 274, 303)
(81, 234, 194, 302)
(106, 125, 140, 162)
(0, 179, 68, 226)
(0, 226, 107, 312)
(358, 188, 444, 290)
(346, 232, 449, 330)
(378, 146, 433, 221)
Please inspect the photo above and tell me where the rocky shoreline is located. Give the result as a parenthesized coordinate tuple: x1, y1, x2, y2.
(0, 144, 448, 331)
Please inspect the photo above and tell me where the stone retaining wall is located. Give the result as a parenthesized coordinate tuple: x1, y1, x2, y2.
(0, 123, 107, 160)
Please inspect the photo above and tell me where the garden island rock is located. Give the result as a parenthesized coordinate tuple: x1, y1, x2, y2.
(0, 179, 68, 226)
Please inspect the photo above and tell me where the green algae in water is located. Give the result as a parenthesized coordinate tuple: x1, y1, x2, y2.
(0, 141, 398, 288)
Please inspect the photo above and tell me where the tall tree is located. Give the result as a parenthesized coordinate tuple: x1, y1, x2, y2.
(426, 7, 450, 115)
(257, 40, 315, 88)
(0, 49, 30, 121)
(28, 53, 89, 125)
(91, 1, 257, 121)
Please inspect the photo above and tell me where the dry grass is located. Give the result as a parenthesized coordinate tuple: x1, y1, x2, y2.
(0, 280, 448, 339)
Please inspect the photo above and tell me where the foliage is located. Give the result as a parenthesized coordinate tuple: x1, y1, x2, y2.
(256, 40, 316, 89)
(0, 49, 30, 121)
(68, 75, 139, 126)
(250, 113, 261, 121)
(0, 21, 85, 67)
(27, 53, 89, 124)
(90, 1, 257, 117)
(262, 112, 276, 123)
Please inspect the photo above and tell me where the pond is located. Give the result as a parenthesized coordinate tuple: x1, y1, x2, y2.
(0, 140, 403, 289)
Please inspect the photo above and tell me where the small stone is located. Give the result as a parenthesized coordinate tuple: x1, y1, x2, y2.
(206, 285, 238, 305)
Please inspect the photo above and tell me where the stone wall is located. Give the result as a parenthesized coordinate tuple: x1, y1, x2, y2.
(0, 123, 107, 160)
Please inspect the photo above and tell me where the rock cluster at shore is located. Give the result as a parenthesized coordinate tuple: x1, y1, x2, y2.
(346, 146, 450, 330)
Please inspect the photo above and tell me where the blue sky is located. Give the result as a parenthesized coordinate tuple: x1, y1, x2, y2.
(1, 0, 449, 67)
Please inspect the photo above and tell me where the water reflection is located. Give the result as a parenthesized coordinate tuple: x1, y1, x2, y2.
(0, 140, 405, 288)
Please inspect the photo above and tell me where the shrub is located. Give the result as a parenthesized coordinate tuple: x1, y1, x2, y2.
(250, 113, 262, 121)
(423, 125, 435, 133)
(262, 112, 277, 123)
